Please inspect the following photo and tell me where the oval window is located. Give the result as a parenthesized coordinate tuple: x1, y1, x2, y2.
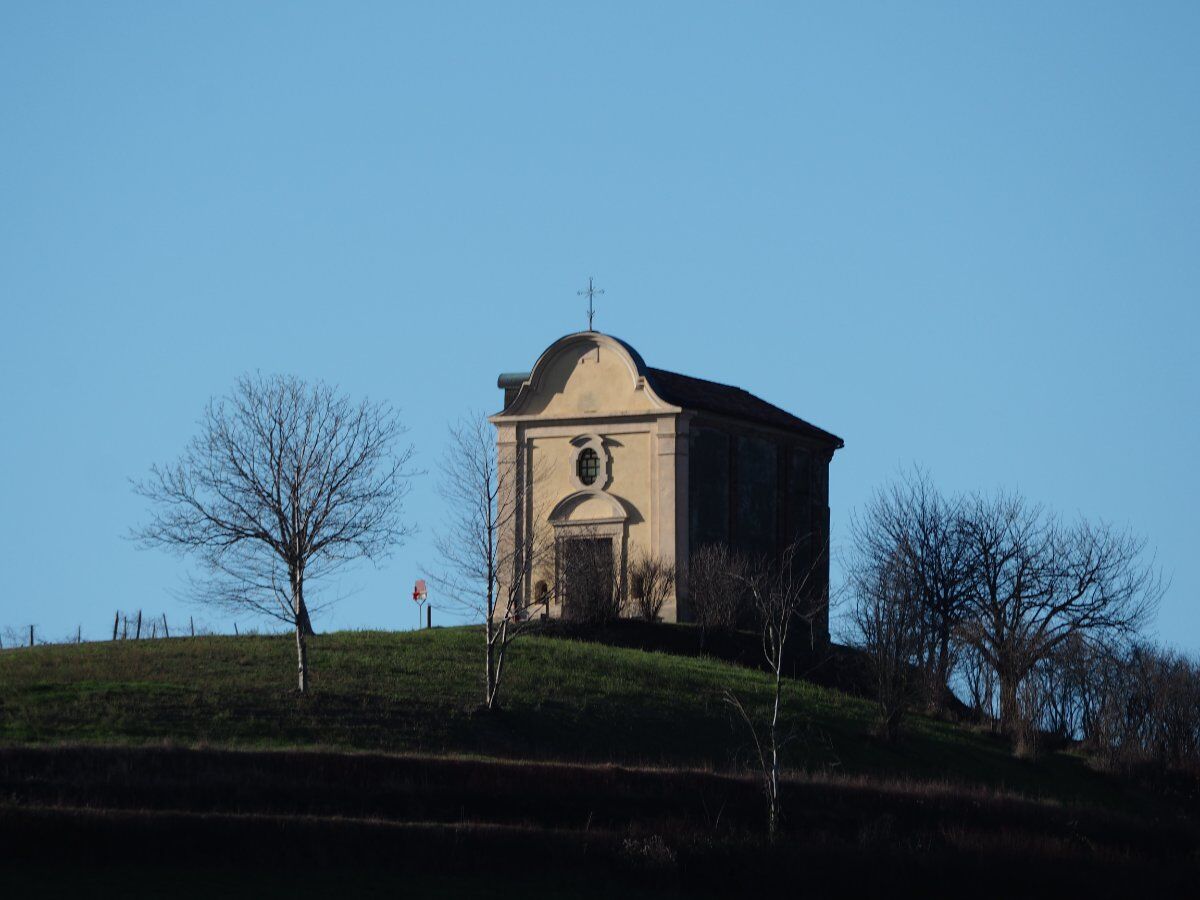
(577, 447, 601, 486)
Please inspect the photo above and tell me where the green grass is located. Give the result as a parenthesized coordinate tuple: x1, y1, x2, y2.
(0, 626, 1124, 806)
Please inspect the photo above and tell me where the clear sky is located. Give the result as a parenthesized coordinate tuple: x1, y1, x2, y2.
(1, 3, 1197, 648)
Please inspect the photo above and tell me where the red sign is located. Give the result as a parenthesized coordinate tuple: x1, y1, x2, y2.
(412, 579, 427, 602)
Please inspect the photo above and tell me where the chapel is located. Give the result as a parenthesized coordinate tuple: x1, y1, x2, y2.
(490, 330, 843, 642)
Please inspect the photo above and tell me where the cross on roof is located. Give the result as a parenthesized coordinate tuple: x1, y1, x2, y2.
(577, 276, 605, 331)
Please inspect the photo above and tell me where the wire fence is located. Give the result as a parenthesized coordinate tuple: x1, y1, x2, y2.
(0, 612, 274, 651)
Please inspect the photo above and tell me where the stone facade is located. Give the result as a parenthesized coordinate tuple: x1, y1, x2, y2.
(489, 331, 843, 639)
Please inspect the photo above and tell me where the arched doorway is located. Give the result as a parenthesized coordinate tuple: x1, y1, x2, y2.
(548, 490, 628, 620)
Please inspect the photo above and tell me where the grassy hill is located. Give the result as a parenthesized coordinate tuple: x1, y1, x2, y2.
(1, 627, 1196, 897)
(0, 625, 1131, 802)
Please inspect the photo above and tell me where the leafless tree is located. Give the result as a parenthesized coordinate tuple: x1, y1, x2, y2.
(133, 373, 414, 694)
(726, 538, 827, 842)
(850, 469, 972, 711)
(628, 552, 674, 622)
(849, 549, 925, 741)
(1139, 649, 1200, 772)
(957, 640, 997, 721)
(431, 414, 554, 710)
(956, 492, 1162, 736)
(1025, 647, 1078, 743)
(687, 543, 746, 645)
(1024, 632, 1118, 744)
(1085, 643, 1200, 774)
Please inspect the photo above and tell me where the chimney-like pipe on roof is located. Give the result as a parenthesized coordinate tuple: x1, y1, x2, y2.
(497, 372, 530, 410)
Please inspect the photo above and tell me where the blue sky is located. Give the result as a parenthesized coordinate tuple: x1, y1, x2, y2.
(1, 3, 1197, 648)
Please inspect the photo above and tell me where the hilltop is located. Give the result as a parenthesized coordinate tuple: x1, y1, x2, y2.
(1, 628, 1196, 897)
(0, 626, 1117, 799)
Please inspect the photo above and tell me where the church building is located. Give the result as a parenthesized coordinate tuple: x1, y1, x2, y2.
(490, 330, 843, 642)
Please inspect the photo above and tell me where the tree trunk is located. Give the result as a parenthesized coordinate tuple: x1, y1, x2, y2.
(767, 665, 783, 842)
(293, 569, 310, 694)
(936, 633, 951, 707)
(484, 617, 496, 709)
(293, 567, 315, 636)
(295, 622, 309, 694)
(297, 601, 315, 637)
(999, 673, 1019, 735)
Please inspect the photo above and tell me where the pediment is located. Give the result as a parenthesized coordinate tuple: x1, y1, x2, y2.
(495, 333, 678, 419)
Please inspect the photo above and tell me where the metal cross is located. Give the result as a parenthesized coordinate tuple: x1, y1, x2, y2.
(577, 276, 605, 331)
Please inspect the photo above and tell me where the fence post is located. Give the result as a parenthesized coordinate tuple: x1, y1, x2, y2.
(29, 625, 34, 647)
(136, 610, 142, 640)
(190, 616, 195, 637)
(162, 614, 169, 639)
(77, 625, 81, 644)
(112, 611, 120, 641)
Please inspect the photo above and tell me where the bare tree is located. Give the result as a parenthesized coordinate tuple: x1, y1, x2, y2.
(726, 538, 827, 842)
(957, 640, 997, 722)
(849, 549, 925, 741)
(628, 552, 674, 622)
(850, 469, 972, 711)
(687, 543, 746, 646)
(1024, 632, 1118, 744)
(133, 373, 414, 694)
(432, 414, 554, 710)
(1087, 643, 1200, 775)
(957, 492, 1161, 736)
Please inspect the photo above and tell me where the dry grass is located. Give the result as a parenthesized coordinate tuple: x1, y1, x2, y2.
(1, 744, 1196, 898)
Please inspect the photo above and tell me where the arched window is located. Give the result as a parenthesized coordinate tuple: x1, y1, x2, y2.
(576, 448, 600, 486)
